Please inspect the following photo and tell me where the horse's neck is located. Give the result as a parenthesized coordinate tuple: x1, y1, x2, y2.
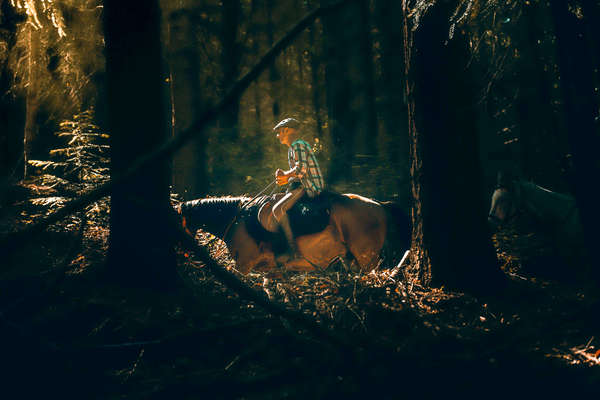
(182, 197, 248, 237)
(517, 181, 575, 223)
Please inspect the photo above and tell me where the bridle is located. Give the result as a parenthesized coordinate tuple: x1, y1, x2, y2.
(220, 180, 279, 243)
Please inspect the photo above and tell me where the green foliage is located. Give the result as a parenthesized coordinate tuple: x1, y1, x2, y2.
(26, 109, 109, 223)
(29, 109, 109, 186)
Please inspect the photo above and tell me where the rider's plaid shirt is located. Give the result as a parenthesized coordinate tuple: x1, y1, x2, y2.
(288, 139, 324, 197)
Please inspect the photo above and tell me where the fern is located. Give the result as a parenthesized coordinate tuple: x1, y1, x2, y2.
(25, 108, 110, 225)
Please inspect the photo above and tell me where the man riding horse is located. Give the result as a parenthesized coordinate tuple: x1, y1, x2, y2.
(177, 117, 409, 273)
(266, 117, 324, 259)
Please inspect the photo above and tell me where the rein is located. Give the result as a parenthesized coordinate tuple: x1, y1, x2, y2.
(221, 180, 278, 243)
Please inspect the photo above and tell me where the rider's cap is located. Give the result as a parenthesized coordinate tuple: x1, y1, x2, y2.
(273, 118, 300, 131)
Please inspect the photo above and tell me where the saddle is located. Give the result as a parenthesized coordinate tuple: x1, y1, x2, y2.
(257, 191, 332, 237)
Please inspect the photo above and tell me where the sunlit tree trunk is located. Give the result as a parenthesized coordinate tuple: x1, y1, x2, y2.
(550, 0, 599, 283)
(23, 25, 40, 179)
(167, 9, 208, 199)
(104, 0, 178, 288)
(403, 0, 506, 294)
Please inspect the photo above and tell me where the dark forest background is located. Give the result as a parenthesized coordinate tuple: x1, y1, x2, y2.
(3, 0, 587, 204)
(1, 0, 600, 398)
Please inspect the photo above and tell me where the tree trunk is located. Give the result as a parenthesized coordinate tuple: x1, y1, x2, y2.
(167, 10, 208, 199)
(23, 25, 39, 179)
(104, 0, 178, 288)
(305, 0, 324, 139)
(516, 1, 564, 189)
(250, 0, 263, 135)
(403, 0, 506, 294)
(266, 0, 281, 119)
(0, 0, 25, 181)
(220, 0, 241, 140)
(374, 0, 409, 190)
(321, 0, 378, 184)
(213, 0, 242, 189)
(549, 0, 599, 282)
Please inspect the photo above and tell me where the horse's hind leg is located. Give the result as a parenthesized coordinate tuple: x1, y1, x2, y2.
(333, 205, 387, 272)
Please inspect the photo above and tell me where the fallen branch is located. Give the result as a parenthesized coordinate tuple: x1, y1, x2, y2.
(174, 221, 353, 351)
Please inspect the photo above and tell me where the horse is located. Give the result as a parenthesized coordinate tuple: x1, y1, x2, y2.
(488, 173, 587, 277)
(177, 191, 410, 274)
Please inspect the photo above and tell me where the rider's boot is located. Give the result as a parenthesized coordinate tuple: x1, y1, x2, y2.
(279, 214, 300, 259)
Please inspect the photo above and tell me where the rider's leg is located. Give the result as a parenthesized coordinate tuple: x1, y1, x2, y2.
(272, 187, 305, 255)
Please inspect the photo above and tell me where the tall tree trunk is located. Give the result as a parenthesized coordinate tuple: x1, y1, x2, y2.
(167, 10, 208, 199)
(374, 0, 409, 190)
(23, 25, 39, 179)
(104, 0, 178, 288)
(549, 0, 599, 282)
(516, 1, 563, 188)
(220, 0, 241, 140)
(305, 0, 324, 139)
(403, 0, 506, 294)
(355, 0, 378, 158)
(321, 0, 378, 184)
(0, 0, 25, 182)
(250, 0, 263, 135)
(266, 0, 281, 119)
(212, 0, 242, 191)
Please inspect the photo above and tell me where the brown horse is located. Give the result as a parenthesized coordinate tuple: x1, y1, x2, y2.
(178, 191, 410, 274)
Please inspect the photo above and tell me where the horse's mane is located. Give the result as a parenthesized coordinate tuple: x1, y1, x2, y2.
(180, 196, 251, 237)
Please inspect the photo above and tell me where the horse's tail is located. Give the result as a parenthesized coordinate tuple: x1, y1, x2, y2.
(380, 201, 411, 267)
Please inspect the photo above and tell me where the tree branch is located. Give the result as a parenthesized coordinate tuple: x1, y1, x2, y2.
(173, 220, 352, 351)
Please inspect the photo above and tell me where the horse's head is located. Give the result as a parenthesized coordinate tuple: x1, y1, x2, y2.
(178, 196, 248, 238)
(177, 195, 278, 273)
(488, 172, 519, 227)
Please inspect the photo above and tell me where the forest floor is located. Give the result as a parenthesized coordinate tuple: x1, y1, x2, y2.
(1, 186, 600, 399)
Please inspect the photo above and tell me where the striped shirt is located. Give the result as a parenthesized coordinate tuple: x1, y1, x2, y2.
(288, 139, 324, 197)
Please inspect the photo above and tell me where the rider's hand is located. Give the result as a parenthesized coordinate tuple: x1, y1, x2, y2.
(276, 175, 289, 186)
(275, 168, 284, 177)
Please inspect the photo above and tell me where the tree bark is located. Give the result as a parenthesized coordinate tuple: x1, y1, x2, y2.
(549, 0, 599, 282)
(403, 0, 506, 294)
(104, 0, 178, 288)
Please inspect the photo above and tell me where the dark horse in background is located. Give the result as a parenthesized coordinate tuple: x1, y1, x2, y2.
(178, 191, 410, 274)
(488, 172, 588, 278)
